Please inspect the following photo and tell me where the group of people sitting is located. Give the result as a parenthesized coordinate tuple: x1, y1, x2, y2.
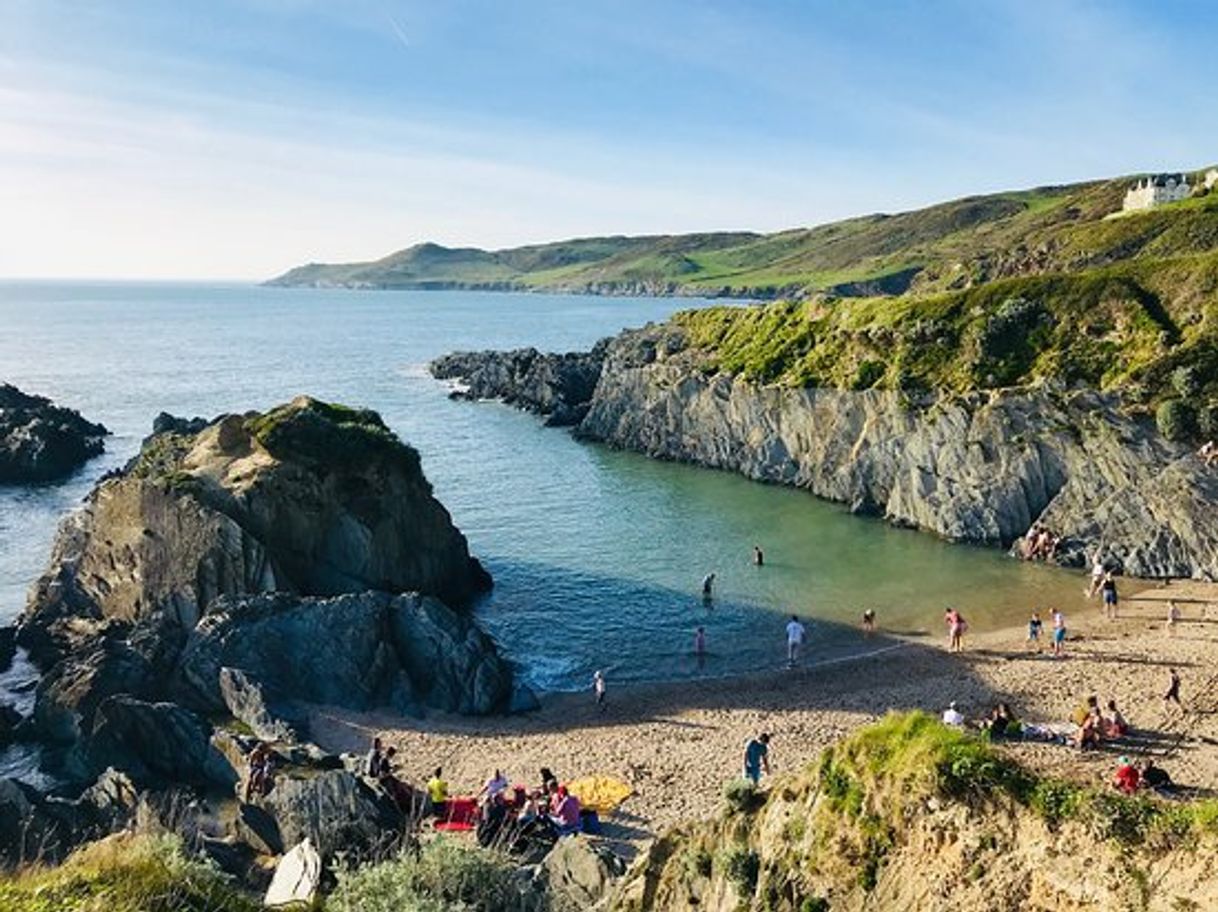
(942, 701, 1024, 739)
(245, 742, 276, 801)
(1113, 755, 1175, 796)
(1020, 524, 1061, 561)
(1199, 440, 1217, 468)
(1072, 695, 1129, 750)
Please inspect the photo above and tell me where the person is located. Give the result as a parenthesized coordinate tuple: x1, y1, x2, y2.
(479, 769, 510, 805)
(593, 670, 607, 713)
(1199, 440, 1217, 467)
(1087, 555, 1106, 598)
(945, 608, 966, 653)
(862, 609, 876, 635)
(985, 703, 1014, 739)
(743, 733, 771, 785)
(753, 545, 764, 567)
(785, 615, 807, 666)
(245, 743, 273, 801)
(1100, 572, 1119, 620)
(701, 572, 716, 600)
(694, 626, 707, 657)
(427, 767, 449, 817)
(1140, 759, 1175, 794)
(1027, 611, 1043, 651)
(364, 737, 385, 778)
(1102, 700, 1129, 738)
(378, 746, 420, 815)
(539, 767, 559, 798)
(1166, 600, 1181, 634)
(1164, 668, 1182, 707)
(1075, 704, 1102, 750)
(1113, 756, 1140, 795)
(548, 785, 582, 835)
(942, 701, 965, 727)
(1051, 608, 1066, 658)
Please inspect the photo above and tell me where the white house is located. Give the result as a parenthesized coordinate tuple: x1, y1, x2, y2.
(1205, 168, 1218, 191)
(1122, 173, 1192, 211)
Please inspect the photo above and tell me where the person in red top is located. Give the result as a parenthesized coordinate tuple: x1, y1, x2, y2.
(1113, 757, 1140, 795)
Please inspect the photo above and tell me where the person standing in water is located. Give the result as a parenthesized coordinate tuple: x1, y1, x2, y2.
(752, 545, 764, 567)
(701, 573, 716, 601)
(785, 615, 807, 667)
(593, 670, 607, 713)
(694, 626, 707, 670)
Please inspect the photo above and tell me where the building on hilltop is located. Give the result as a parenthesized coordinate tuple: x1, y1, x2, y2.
(1122, 173, 1192, 211)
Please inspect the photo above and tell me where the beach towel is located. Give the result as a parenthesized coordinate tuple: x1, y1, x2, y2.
(567, 776, 633, 814)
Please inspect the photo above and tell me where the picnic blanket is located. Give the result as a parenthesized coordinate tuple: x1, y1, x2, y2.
(567, 775, 633, 814)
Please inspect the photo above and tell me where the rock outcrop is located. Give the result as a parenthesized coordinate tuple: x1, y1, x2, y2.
(21, 396, 490, 665)
(430, 343, 607, 427)
(0, 384, 108, 483)
(437, 323, 1218, 579)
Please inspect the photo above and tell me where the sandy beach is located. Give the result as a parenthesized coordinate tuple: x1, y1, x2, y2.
(311, 579, 1218, 855)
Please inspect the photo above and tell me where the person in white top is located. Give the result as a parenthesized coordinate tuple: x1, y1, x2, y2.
(479, 769, 510, 805)
(1087, 554, 1105, 598)
(785, 615, 807, 667)
(942, 701, 965, 727)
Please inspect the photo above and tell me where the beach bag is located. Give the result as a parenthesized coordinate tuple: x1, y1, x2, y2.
(580, 809, 601, 834)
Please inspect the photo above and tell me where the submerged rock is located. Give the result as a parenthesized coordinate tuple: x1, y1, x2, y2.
(0, 384, 108, 483)
(430, 342, 608, 427)
(21, 395, 491, 666)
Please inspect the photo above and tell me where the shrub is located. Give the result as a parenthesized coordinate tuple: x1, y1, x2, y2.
(326, 838, 538, 912)
(801, 898, 830, 912)
(977, 297, 1046, 360)
(719, 847, 760, 896)
(684, 847, 713, 879)
(1156, 398, 1198, 440)
(723, 779, 766, 815)
(1199, 401, 1218, 439)
(0, 834, 257, 912)
(851, 360, 886, 390)
(1173, 365, 1204, 399)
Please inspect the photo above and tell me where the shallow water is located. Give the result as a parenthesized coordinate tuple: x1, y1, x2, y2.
(0, 282, 1083, 702)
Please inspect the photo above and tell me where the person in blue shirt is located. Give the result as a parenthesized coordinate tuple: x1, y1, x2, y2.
(743, 733, 771, 785)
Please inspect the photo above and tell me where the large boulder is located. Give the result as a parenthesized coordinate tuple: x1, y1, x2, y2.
(70, 696, 237, 788)
(178, 591, 514, 716)
(20, 396, 490, 666)
(543, 835, 627, 908)
(0, 384, 108, 484)
(257, 768, 403, 861)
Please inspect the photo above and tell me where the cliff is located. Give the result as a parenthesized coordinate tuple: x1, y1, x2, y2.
(609, 712, 1218, 912)
(0, 384, 108, 484)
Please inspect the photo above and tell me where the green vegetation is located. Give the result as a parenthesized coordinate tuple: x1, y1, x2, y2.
(269, 170, 1218, 303)
(0, 834, 257, 912)
(325, 838, 542, 912)
(246, 397, 425, 481)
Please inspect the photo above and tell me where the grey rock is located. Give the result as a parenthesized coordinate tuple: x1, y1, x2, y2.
(0, 625, 15, 672)
(0, 702, 22, 745)
(430, 342, 607, 426)
(20, 396, 489, 667)
(178, 591, 514, 717)
(542, 835, 626, 908)
(257, 768, 402, 861)
(0, 383, 108, 484)
(74, 696, 237, 789)
(236, 802, 284, 856)
(151, 412, 210, 437)
(574, 323, 1218, 580)
(218, 667, 305, 743)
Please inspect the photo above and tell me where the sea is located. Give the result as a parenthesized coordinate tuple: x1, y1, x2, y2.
(0, 281, 1083, 708)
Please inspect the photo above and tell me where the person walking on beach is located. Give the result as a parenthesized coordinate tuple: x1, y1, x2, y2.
(1087, 554, 1106, 598)
(593, 669, 607, 713)
(1165, 668, 1182, 708)
(945, 608, 966, 652)
(1051, 608, 1066, 658)
(742, 733, 771, 785)
(1100, 572, 1119, 620)
(701, 572, 716, 601)
(753, 545, 764, 567)
(785, 615, 807, 667)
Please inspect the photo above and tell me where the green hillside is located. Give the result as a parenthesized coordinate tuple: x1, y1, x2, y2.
(268, 169, 1218, 301)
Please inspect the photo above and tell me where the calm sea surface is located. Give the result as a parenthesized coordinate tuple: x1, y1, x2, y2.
(0, 283, 1084, 705)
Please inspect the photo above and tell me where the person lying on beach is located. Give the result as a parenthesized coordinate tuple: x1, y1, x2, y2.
(983, 703, 1016, 739)
(1140, 759, 1175, 795)
(1113, 757, 1140, 795)
(1102, 700, 1129, 738)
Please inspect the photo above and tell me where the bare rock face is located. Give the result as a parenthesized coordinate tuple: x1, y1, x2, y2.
(0, 384, 108, 483)
(569, 324, 1217, 579)
(20, 396, 490, 665)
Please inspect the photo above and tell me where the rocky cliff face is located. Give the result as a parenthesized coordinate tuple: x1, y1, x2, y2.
(21, 397, 490, 663)
(573, 324, 1218, 580)
(0, 384, 108, 483)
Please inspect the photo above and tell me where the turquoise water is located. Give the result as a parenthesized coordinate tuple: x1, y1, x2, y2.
(0, 282, 1082, 700)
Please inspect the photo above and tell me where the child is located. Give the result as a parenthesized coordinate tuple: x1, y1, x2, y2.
(1027, 611, 1043, 651)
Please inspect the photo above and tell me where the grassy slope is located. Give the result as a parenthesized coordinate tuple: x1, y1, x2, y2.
(267, 169, 1217, 300)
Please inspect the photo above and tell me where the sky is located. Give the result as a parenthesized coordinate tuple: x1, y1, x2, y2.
(1, 0, 1216, 280)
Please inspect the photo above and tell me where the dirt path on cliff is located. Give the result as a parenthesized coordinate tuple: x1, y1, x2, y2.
(310, 579, 1218, 857)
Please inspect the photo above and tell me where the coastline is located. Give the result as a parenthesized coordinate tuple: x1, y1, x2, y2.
(310, 578, 1218, 856)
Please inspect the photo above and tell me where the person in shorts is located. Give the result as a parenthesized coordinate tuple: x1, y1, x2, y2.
(743, 733, 771, 785)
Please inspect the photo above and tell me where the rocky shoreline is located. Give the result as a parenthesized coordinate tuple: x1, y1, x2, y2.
(431, 322, 1218, 580)
(0, 395, 529, 879)
(0, 384, 108, 484)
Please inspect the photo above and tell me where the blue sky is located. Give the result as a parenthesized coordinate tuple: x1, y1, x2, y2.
(2, 0, 1216, 279)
